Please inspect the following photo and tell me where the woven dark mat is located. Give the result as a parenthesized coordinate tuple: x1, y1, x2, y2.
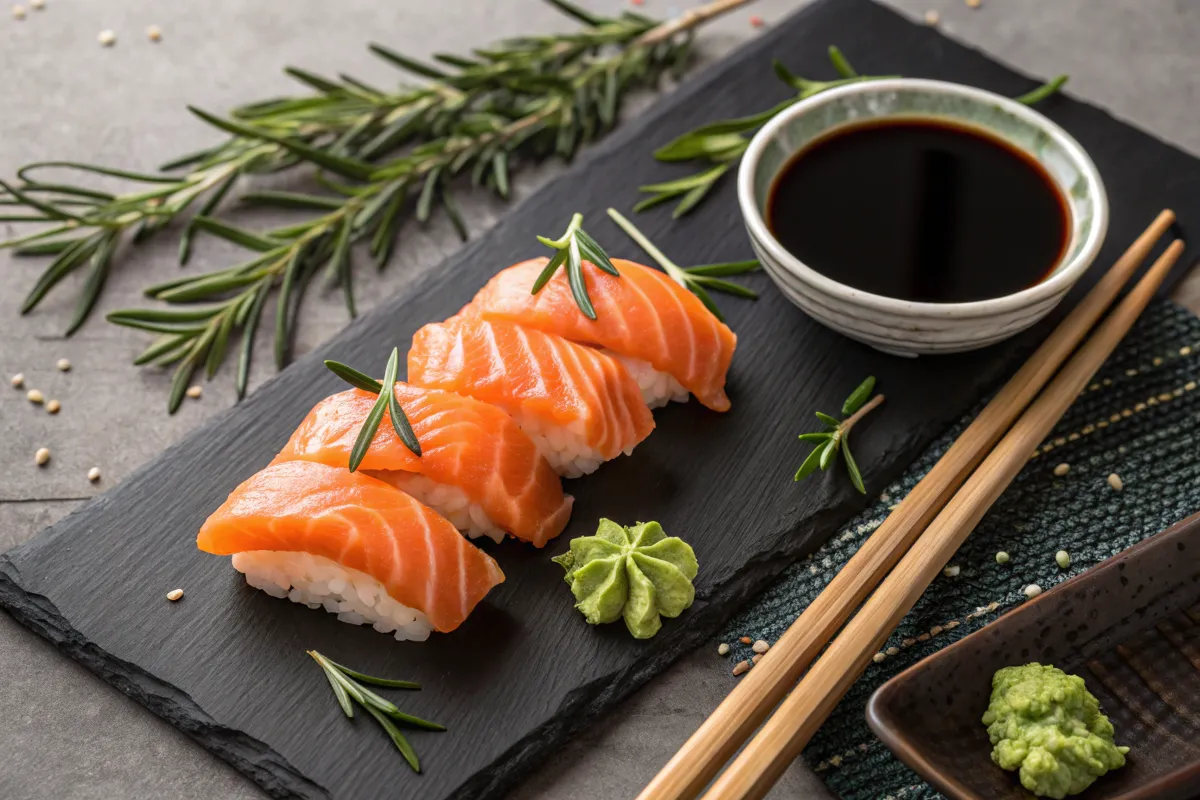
(720, 299, 1200, 799)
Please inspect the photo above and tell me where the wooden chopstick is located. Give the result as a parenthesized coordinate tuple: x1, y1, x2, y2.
(702, 237, 1186, 800)
(636, 210, 1177, 800)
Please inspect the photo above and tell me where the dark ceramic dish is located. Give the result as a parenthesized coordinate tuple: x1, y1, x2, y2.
(866, 512, 1200, 800)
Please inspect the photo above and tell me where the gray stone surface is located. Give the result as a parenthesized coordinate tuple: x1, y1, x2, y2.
(1, 1, 1197, 799)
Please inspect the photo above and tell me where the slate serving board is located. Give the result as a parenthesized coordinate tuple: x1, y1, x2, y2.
(3, 1, 1199, 798)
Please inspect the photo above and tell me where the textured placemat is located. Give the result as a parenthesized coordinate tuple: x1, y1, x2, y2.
(721, 299, 1200, 800)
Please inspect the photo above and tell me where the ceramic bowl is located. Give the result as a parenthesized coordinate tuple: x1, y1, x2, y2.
(865, 512, 1200, 800)
(737, 78, 1108, 356)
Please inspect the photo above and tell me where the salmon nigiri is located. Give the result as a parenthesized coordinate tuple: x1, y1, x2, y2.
(198, 461, 505, 637)
(468, 258, 738, 411)
(407, 314, 654, 478)
(272, 385, 573, 547)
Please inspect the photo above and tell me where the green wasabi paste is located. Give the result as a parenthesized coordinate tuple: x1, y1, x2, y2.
(982, 663, 1128, 799)
(552, 519, 698, 639)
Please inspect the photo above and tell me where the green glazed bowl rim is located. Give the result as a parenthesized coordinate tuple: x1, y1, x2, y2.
(737, 78, 1109, 320)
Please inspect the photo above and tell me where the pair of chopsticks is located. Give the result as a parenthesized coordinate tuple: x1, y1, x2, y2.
(639, 210, 1184, 800)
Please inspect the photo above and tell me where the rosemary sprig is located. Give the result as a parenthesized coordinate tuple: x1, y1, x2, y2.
(308, 650, 442, 773)
(794, 376, 883, 493)
(532, 212, 618, 319)
(605, 208, 758, 323)
(323, 350, 422, 468)
(2, 0, 751, 413)
(636, 46, 1069, 217)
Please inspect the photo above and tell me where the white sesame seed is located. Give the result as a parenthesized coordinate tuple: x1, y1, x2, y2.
(87, 467, 101, 483)
(35, 447, 50, 466)
(731, 660, 750, 676)
(1023, 584, 1043, 599)
(930, 625, 944, 636)
(186, 384, 203, 399)
(1107, 473, 1123, 491)
(12, 5, 26, 20)
(917, 632, 931, 642)
(942, 565, 960, 577)
(46, 399, 61, 414)
(995, 551, 1010, 564)
(751, 653, 763, 664)
(10, 373, 24, 388)
(717, 643, 730, 656)
(27, 388, 44, 404)
(166, 588, 184, 602)
(56, 358, 71, 371)
(751, 640, 769, 654)
(29, 0, 41, 7)
(98, 29, 116, 47)
(1055, 550, 1071, 569)
(986, 601, 1000, 612)
(885, 646, 899, 656)
(924, 9, 940, 25)
(146, 24, 162, 42)
(1181, 346, 1192, 356)
(965, 0, 981, 7)
(944, 620, 959, 630)
(1053, 463, 1070, 476)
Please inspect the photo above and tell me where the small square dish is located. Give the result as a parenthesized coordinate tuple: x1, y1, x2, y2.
(866, 512, 1200, 800)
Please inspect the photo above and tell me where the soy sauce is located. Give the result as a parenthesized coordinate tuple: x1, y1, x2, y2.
(766, 119, 1069, 303)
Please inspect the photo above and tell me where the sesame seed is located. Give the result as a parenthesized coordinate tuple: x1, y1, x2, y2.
(12, 5, 26, 20)
(944, 620, 959, 630)
(186, 385, 203, 399)
(873, 652, 886, 663)
(752, 640, 769, 654)
(1124, 368, 1138, 377)
(46, 399, 61, 414)
(1153, 357, 1163, 366)
(943, 565, 960, 577)
(35, 447, 50, 466)
(717, 642, 730, 655)
(98, 29, 116, 47)
(1056, 550, 1071, 569)
(986, 601, 1000, 612)
(29, 0, 41, 7)
(1053, 437, 1066, 446)
(995, 551, 1010, 564)
(1181, 346, 1192, 356)
(965, 0, 981, 7)
(751, 653, 763, 664)
(924, 9, 940, 25)
(1107, 473, 1123, 491)
(917, 633, 931, 642)
(166, 588, 184, 602)
(87, 467, 101, 483)
(886, 646, 899, 656)
(27, 388, 44, 404)
(902, 638, 916, 648)
(146, 24, 162, 42)
(930, 625, 944, 636)
(1053, 463, 1070, 476)
(56, 358, 71, 371)
(732, 660, 750, 676)
(738, 636, 752, 645)
(10, 373, 24, 388)
(1023, 584, 1042, 599)
(1188, 383, 1198, 392)
(1159, 393, 1173, 402)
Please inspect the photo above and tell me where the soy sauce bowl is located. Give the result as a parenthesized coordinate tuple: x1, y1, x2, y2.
(738, 78, 1108, 356)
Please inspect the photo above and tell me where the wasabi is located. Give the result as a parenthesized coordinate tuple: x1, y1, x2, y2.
(552, 519, 698, 639)
(982, 663, 1128, 798)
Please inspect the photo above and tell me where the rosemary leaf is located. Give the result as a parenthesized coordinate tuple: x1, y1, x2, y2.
(192, 216, 282, 252)
(308, 652, 355, 718)
(841, 375, 876, 415)
(793, 445, 824, 482)
(347, 348, 400, 472)
(815, 411, 841, 429)
(818, 437, 840, 471)
(363, 704, 421, 773)
(842, 437, 866, 494)
(324, 360, 383, 393)
(65, 233, 118, 336)
(236, 285, 271, 399)
(797, 432, 832, 443)
(324, 658, 420, 689)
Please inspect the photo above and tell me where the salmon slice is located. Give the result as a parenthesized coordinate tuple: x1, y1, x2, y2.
(272, 385, 573, 548)
(197, 461, 505, 634)
(407, 314, 654, 478)
(468, 257, 738, 411)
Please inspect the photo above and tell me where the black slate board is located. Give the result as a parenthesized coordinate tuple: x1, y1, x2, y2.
(3, 2, 1199, 798)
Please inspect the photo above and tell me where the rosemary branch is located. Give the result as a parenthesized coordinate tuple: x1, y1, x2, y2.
(2, 0, 751, 413)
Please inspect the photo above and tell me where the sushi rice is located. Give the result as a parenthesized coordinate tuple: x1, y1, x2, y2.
(609, 353, 690, 409)
(233, 550, 434, 642)
(370, 471, 506, 543)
